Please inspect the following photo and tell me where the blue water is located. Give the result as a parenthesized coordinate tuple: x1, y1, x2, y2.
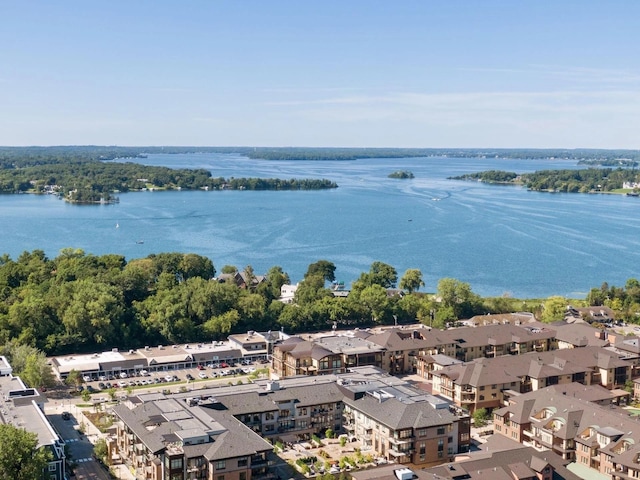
(1, 153, 639, 299)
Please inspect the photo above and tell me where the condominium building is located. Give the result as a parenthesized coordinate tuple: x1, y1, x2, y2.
(494, 385, 640, 479)
(0, 356, 66, 480)
(430, 346, 632, 413)
(111, 393, 273, 480)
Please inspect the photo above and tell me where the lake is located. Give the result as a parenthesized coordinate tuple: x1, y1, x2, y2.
(2, 153, 639, 299)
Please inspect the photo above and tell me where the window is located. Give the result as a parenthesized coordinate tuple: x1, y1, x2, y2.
(48, 464, 57, 472)
(239, 473, 247, 480)
(479, 395, 484, 400)
(437, 427, 445, 435)
(170, 458, 183, 469)
(215, 460, 226, 470)
(238, 458, 248, 467)
(217, 476, 225, 480)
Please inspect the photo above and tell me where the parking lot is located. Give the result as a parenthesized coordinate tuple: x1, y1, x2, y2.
(75, 358, 270, 395)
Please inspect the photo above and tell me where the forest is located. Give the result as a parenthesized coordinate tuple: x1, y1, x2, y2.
(0, 160, 337, 203)
(2, 250, 640, 361)
(451, 168, 640, 193)
(3, 145, 640, 165)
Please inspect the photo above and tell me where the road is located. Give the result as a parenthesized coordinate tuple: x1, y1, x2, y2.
(46, 402, 113, 480)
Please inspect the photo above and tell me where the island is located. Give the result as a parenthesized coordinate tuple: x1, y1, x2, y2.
(0, 151, 338, 204)
(388, 170, 415, 179)
(450, 168, 640, 194)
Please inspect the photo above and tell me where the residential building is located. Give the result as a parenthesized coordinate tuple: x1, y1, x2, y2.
(431, 346, 633, 412)
(111, 393, 274, 480)
(163, 367, 470, 467)
(493, 385, 640, 479)
(350, 436, 581, 480)
(271, 335, 384, 378)
(0, 357, 66, 480)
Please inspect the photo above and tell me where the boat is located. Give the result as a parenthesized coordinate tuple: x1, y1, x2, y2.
(135, 240, 144, 244)
(115, 223, 119, 228)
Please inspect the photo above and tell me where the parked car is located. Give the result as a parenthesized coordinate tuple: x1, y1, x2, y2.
(61, 411, 71, 420)
(197, 364, 205, 370)
(186, 373, 194, 381)
(198, 372, 208, 379)
(83, 375, 91, 382)
(119, 372, 128, 379)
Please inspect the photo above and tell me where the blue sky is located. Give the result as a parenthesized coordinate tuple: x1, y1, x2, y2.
(1, 1, 639, 148)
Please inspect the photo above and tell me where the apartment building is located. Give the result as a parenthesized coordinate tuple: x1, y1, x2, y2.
(111, 393, 273, 480)
(430, 346, 632, 412)
(271, 335, 384, 378)
(493, 385, 640, 479)
(0, 356, 66, 480)
(212, 380, 345, 441)
(272, 322, 558, 379)
(352, 436, 582, 480)
(342, 394, 469, 467)
(156, 366, 470, 468)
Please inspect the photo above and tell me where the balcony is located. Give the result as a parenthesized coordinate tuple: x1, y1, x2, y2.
(251, 455, 269, 467)
(388, 448, 411, 458)
(389, 436, 413, 445)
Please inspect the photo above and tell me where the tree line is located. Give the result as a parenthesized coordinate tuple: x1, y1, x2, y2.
(451, 168, 640, 193)
(2, 249, 640, 388)
(0, 250, 504, 358)
(0, 161, 337, 203)
(3, 146, 640, 166)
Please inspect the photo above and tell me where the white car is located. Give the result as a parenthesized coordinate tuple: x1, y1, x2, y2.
(83, 375, 91, 382)
(198, 372, 208, 379)
(119, 372, 128, 379)
(165, 375, 174, 382)
(139, 369, 149, 376)
(118, 381, 127, 388)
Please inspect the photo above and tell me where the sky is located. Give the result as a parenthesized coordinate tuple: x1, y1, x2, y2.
(1, 1, 639, 149)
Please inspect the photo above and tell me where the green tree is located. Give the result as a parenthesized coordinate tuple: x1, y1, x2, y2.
(541, 296, 568, 323)
(359, 284, 390, 323)
(204, 310, 241, 338)
(65, 369, 83, 388)
(60, 279, 124, 345)
(399, 268, 425, 293)
(436, 278, 480, 319)
(93, 438, 108, 463)
(0, 423, 52, 479)
(0, 342, 56, 388)
(305, 260, 336, 283)
(295, 274, 331, 306)
(261, 265, 290, 300)
(21, 350, 56, 388)
(107, 387, 117, 401)
(472, 407, 490, 427)
(351, 261, 398, 294)
(81, 388, 91, 402)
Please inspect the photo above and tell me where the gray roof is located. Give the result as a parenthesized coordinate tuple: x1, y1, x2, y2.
(112, 394, 272, 459)
(344, 394, 456, 430)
